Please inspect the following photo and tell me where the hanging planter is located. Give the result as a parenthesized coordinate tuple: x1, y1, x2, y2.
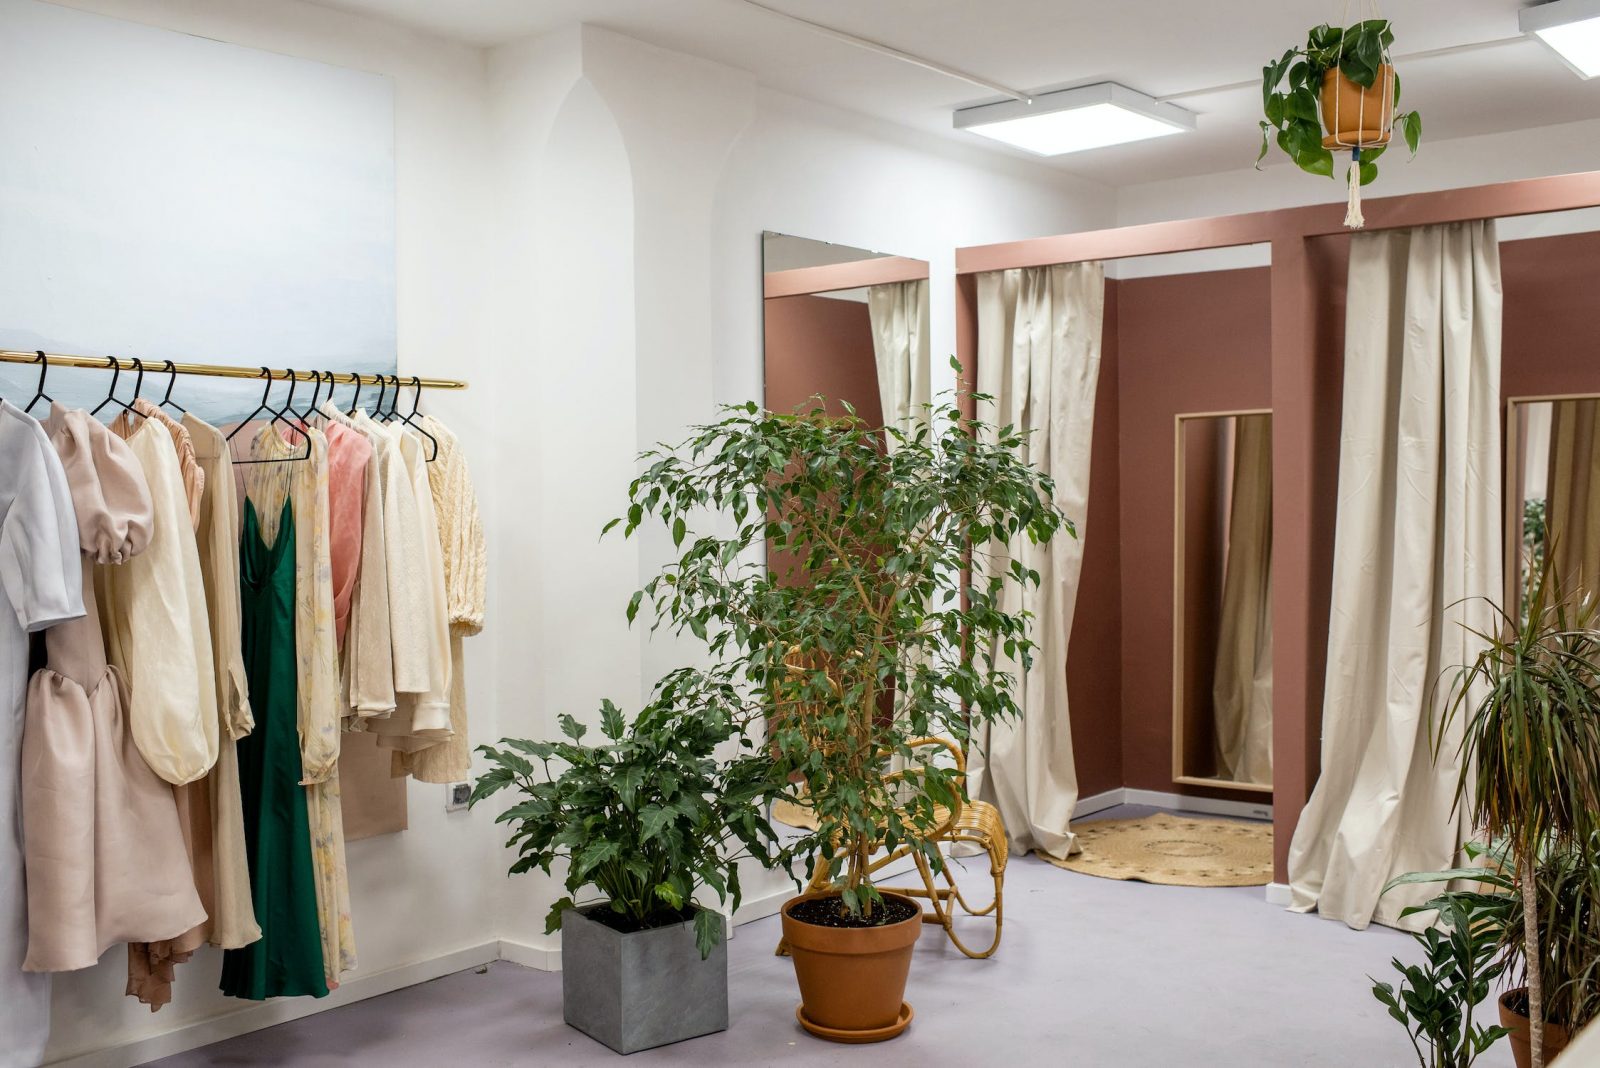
(1257, 16, 1422, 228)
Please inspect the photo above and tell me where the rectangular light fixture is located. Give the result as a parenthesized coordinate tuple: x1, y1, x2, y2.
(954, 82, 1196, 156)
(1522, 0, 1600, 78)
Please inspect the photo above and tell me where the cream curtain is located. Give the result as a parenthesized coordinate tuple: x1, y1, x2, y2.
(966, 262, 1104, 859)
(1546, 398, 1600, 601)
(1212, 413, 1274, 786)
(867, 279, 930, 449)
(1287, 221, 1502, 931)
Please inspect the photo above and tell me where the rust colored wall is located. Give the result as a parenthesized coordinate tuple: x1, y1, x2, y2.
(1502, 231, 1600, 398)
(1067, 283, 1124, 800)
(1113, 268, 1273, 801)
(762, 294, 881, 422)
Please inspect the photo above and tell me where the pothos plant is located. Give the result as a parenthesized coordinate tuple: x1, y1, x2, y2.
(608, 377, 1069, 920)
(471, 685, 790, 958)
(1258, 20, 1422, 184)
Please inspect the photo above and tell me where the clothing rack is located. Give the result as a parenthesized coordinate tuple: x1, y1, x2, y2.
(0, 348, 468, 391)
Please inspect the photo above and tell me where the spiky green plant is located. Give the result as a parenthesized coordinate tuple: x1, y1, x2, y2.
(1440, 558, 1600, 1067)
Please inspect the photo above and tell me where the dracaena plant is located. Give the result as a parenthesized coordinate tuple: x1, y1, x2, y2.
(471, 682, 789, 958)
(1258, 20, 1422, 183)
(1439, 555, 1600, 1067)
(608, 380, 1068, 919)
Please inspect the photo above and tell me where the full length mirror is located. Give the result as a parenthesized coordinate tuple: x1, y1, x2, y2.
(1173, 410, 1274, 792)
(1508, 395, 1600, 615)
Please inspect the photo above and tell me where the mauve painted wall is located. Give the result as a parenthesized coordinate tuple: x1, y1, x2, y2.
(762, 294, 881, 423)
(1502, 231, 1600, 397)
(1068, 284, 1124, 800)
(1112, 268, 1273, 800)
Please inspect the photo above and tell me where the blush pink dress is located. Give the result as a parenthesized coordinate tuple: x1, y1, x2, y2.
(21, 405, 205, 974)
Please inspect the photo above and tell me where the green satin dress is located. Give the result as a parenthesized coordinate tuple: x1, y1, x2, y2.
(221, 498, 328, 1000)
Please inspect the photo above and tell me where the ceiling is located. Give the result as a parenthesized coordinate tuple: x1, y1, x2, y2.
(308, 0, 1600, 185)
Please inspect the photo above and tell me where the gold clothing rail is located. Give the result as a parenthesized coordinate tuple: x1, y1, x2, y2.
(0, 348, 468, 391)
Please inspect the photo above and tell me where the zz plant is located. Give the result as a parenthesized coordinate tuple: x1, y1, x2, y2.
(472, 687, 788, 958)
(1259, 20, 1422, 183)
(610, 381, 1067, 920)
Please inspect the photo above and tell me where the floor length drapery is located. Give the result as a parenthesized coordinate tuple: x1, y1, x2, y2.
(1287, 221, 1502, 931)
(966, 262, 1103, 860)
(1212, 413, 1273, 785)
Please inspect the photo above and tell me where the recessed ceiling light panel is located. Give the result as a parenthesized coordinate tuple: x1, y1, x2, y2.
(1522, 0, 1600, 78)
(954, 82, 1196, 156)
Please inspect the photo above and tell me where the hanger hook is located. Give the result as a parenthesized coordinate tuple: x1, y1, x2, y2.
(283, 369, 298, 411)
(33, 351, 48, 395)
(106, 356, 121, 393)
(347, 373, 363, 415)
(375, 373, 388, 415)
(131, 357, 146, 401)
(390, 374, 403, 418)
(161, 361, 179, 403)
(410, 376, 423, 418)
(259, 367, 274, 407)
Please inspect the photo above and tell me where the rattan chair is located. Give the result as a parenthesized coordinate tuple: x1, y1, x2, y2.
(775, 737, 1007, 960)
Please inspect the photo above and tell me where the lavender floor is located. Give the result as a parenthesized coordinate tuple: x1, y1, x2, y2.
(144, 808, 1514, 1068)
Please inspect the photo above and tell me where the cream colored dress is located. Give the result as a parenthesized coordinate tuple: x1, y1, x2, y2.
(98, 415, 220, 786)
(242, 425, 355, 985)
(22, 406, 204, 974)
(396, 416, 484, 784)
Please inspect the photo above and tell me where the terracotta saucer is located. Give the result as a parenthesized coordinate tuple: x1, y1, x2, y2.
(795, 1002, 914, 1043)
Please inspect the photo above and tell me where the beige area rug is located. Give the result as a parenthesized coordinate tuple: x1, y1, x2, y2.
(1044, 812, 1273, 887)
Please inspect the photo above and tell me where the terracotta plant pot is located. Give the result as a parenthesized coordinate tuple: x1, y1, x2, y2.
(780, 891, 921, 1043)
(1500, 988, 1573, 1068)
(1319, 64, 1394, 149)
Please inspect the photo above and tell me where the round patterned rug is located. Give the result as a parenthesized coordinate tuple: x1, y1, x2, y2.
(1043, 812, 1273, 887)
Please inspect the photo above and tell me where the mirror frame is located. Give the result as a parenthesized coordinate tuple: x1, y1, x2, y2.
(1171, 407, 1275, 794)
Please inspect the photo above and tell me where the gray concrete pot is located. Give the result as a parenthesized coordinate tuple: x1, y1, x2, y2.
(561, 904, 729, 1054)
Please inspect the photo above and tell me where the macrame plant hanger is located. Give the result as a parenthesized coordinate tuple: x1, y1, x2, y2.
(1328, 0, 1396, 229)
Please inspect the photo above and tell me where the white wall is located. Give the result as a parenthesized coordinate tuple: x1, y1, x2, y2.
(23, 7, 1114, 1063)
(33, 1, 499, 1064)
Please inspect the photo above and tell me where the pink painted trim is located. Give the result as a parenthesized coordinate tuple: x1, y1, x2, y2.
(764, 256, 929, 298)
(956, 169, 1600, 274)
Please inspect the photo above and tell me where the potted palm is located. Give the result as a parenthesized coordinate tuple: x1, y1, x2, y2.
(471, 692, 788, 1054)
(1440, 559, 1600, 1068)
(611, 386, 1067, 1042)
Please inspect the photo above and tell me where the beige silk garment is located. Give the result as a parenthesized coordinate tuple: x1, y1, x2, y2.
(370, 424, 451, 756)
(318, 401, 395, 721)
(117, 400, 204, 527)
(242, 425, 356, 984)
(125, 415, 266, 1009)
(396, 415, 484, 784)
(98, 415, 220, 786)
(22, 405, 205, 973)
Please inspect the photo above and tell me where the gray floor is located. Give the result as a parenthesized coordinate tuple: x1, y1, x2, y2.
(146, 807, 1514, 1067)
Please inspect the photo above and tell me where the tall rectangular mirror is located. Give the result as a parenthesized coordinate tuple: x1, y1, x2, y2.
(1173, 410, 1274, 792)
(1507, 395, 1600, 616)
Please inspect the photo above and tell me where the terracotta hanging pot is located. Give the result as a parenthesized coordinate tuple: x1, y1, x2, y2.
(1499, 988, 1573, 1068)
(780, 891, 921, 1043)
(1320, 64, 1394, 149)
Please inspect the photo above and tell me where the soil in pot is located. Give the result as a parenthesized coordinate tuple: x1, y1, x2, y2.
(781, 891, 922, 1043)
(1319, 65, 1393, 149)
(1500, 988, 1573, 1068)
(579, 903, 696, 934)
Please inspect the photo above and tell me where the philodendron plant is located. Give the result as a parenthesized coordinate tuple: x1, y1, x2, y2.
(609, 380, 1068, 921)
(1258, 19, 1422, 184)
(472, 687, 790, 958)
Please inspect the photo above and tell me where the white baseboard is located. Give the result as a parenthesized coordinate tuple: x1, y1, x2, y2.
(51, 941, 501, 1068)
(1121, 788, 1273, 822)
(1264, 882, 1292, 907)
(496, 937, 560, 972)
(1072, 787, 1124, 819)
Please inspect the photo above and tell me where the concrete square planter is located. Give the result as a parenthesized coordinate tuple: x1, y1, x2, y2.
(561, 904, 728, 1054)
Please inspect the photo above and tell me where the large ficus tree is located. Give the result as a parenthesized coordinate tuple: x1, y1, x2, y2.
(609, 385, 1069, 916)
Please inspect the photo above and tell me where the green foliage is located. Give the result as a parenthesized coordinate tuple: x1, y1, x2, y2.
(1370, 885, 1513, 1068)
(611, 382, 1069, 917)
(471, 690, 790, 959)
(1258, 20, 1421, 183)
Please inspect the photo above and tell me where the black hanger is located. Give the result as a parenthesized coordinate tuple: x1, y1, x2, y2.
(158, 360, 187, 416)
(373, 374, 391, 421)
(295, 370, 324, 423)
(345, 373, 364, 418)
(227, 368, 311, 464)
(23, 351, 54, 415)
(89, 357, 139, 419)
(397, 375, 440, 461)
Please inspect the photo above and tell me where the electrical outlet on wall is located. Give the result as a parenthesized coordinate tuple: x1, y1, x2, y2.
(446, 782, 471, 812)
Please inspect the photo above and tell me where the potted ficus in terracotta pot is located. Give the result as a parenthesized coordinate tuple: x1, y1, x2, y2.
(472, 694, 788, 1055)
(612, 383, 1067, 1042)
(1259, 19, 1422, 223)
